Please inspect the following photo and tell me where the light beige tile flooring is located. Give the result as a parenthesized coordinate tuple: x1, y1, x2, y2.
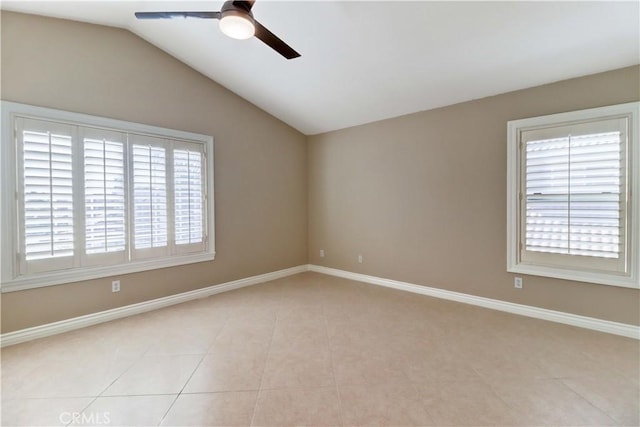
(1, 272, 638, 426)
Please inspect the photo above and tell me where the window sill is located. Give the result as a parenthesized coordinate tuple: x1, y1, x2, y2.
(0, 251, 216, 293)
(507, 263, 639, 289)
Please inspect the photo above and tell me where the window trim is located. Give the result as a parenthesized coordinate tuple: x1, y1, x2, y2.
(507, 102, 639, 289)
(1, 101, 215, 293)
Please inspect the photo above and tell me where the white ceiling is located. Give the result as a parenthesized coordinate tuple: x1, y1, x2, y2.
(2, 1, 639, 135)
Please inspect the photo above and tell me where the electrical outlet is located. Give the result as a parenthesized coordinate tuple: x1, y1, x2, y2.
(514, 277, 523, 289)
(358, 254, 363, 263)
(112, 280, 120, 293)
(320, 249, 325, 257)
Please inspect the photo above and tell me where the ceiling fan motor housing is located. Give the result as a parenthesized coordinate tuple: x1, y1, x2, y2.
(221, 1, 254, 21)
(219, 0, 255, 39)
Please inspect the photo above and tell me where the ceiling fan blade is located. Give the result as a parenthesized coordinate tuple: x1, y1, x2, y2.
(232, 1, 255, 12)
(254, 20, 301, 60)
(135, 11, 221, 20)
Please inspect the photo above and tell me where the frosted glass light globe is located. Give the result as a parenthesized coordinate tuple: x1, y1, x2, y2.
(219, 15, 255, 40)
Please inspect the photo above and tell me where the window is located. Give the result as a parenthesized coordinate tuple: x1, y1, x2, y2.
(507, 102, 639, 288)
(1, 102, 215, 292)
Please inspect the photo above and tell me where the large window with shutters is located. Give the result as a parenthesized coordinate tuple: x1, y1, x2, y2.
(1, 102, 214, 292)
(507, 102, 639, 288)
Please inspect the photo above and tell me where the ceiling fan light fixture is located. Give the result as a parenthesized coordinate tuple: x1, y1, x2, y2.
(219, 12, 255, 40)
(135, 0, 301, 59)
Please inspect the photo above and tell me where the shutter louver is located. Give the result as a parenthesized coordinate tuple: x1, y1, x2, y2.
(174, 149, 203, 245)
(22, 129, 74, 260)
(84, 137, 126, 254)
(525, 131, 622, 259)
(132, 144, 168, 249)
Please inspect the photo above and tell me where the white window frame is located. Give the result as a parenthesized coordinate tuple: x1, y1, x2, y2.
(507, 102, 639, 289)
(1, 101, 215, 292)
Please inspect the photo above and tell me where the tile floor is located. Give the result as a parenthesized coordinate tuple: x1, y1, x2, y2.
(1, 272, 638, 426)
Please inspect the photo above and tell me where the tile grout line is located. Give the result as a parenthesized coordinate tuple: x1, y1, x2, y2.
(481, 375, 619, 425)
(156, 319, 231, 426)
(248, 309, 280, 427)
(321, 291, 346, 427)
(65, 349, 148, 427)
(408, 381, 436, 425)
(558, 378, 622, 426)
(470, 366, 523, 422)
(154, 353, 206, 427)
(72, 342, 153, 426)
(67, 396, 99, 427)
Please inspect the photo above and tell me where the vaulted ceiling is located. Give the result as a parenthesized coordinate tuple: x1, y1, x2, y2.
(2, 1, 639, 135)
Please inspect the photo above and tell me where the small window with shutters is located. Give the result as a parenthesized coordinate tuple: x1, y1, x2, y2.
(1, 101, 214, 292)
(507, 102, 639, 288)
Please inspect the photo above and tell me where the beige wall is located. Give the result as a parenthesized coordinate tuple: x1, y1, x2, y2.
(1, 12, 308, 333)
(2, 12, 638, 334)
(308, 66, 640, 326)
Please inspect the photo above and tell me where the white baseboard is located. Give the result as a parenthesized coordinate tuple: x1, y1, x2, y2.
(3, 264, 637, 347)
(0, 265, 308, 347)
(308, 265, 640, 340)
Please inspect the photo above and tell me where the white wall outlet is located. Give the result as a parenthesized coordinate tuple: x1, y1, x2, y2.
(358, 254, 363, 263)
(112, 280, 121, 292)
(320, 249, 325, 257)
(514, 277, 523, 289)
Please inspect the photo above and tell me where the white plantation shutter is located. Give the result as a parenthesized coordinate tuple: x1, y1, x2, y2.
(174, 146, 205, 252)
(18, 118, 75, 274)
(520, 118, 628, 273)
(82, 128, 127, 264)
(3, 101, 214, 289)
(131, 136, 169, 258)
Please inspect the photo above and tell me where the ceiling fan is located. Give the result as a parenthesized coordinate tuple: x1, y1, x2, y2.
(135, 0, 301, 59)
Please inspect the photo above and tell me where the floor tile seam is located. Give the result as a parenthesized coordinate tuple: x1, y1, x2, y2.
(94, 350, 168, 399)
(261, 343, 333, 359)
(255, 384, 340, 393)
(0, 395, 100, 401)
(475, 368, 535, 423)
(248, 310, 279, 427)
(202, 318, 232, 354)
(84, 392, 180, 398)
(600, 363, 640, 386)
(71, 394, 179, 427)
(155, 394, 180, 427)
(144, 350, 212, 357)
(99, 389, 187, 398)
(334, 379, 418, 389)
(471, 366, 557, 383)
(8, 392, 104, 400)
(570, 350, 632, 378)
(558, 377, 624, 425)
(65, 395, 100, 427)
(549, 373, 597, 381)
(609, 365, 640, 383)
(157, 351, 209, 426)
(0, 358, 47, 382)
(405, 381, 438, 426)
(267, 332, 332, 357)
(481, 375, 619, 425)
(0, 393, 99, 427)
(323, 312, 345, 427)
(178, 389, 260, 395)
(136, 335, 160, 359)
